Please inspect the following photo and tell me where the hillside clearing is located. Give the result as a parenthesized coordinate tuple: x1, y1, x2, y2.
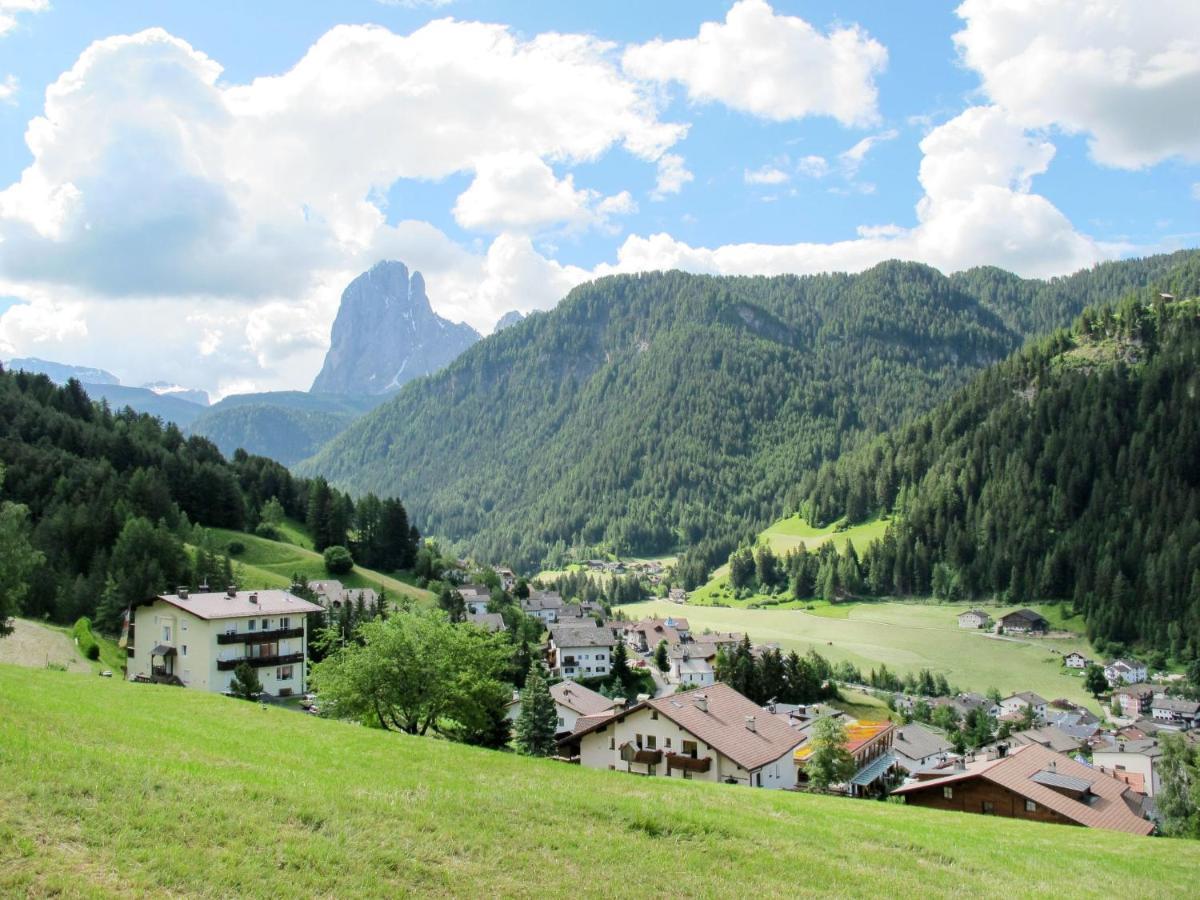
(618, 600, 1100, 710)
(703, 516, 890, 584)
(1, 665, 1196, 898)
(0, 619, 90, 674)
(206, 527, 432, 604)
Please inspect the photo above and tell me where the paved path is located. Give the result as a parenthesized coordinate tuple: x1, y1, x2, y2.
(0, 619, 90, 673)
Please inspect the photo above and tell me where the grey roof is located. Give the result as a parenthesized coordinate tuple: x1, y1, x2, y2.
(1152, 697, 1200, 714)
(156, 590, 322, 621)
(1011, 725, 1082, 754)
(549, 625, 614, 648)
(1002, 608, 1049, 624)
(959, 609, 990, 618)
(466, 611, 507, 633)
(522, 590, 564, 611)
(550, 680, 616, 716)
(894, 723, 953, 761)
(1030, 769, 1093, 793)
(1005, 691, 1048, 706)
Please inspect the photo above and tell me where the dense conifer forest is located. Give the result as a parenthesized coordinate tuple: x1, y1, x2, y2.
(787, 257, 1200, 656)
(0, 369, 418, 631)
(302, 253, 1193, 575)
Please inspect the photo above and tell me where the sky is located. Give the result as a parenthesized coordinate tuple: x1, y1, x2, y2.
(0, 0, 1197, 398)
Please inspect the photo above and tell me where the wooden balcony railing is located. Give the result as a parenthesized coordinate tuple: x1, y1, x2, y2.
(217, 627, 304, 645)
(217, 652, 304, 671)
(667, 753, 712, 773)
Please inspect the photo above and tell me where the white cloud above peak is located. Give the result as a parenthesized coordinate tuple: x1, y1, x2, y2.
(955, 0, 1200, 168)
(0, 0, 48, 38)
(623, 0, 887, 126)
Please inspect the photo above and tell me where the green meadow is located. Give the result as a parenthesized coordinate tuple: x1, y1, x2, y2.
(202, 523, 432, 604)
(2, 664, 1195, 898)
(619, 599, 1100, 710)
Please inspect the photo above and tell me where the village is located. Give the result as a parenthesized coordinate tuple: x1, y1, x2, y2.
(122, 573, 1199, 839)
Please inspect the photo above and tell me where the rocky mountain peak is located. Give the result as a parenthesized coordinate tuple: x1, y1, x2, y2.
(310, 261, 481, 395)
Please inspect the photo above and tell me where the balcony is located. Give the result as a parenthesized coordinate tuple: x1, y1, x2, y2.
(667, 753, 712, 773)
(217, 652, 304, 671)
(217, 627, 304, 645)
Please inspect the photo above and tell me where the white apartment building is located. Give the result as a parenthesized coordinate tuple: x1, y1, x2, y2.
(127, 588, 322, 696)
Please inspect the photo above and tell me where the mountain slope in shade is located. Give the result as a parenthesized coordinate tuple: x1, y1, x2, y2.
(142, 381, 210, 407)
(310, 260, 481, 395)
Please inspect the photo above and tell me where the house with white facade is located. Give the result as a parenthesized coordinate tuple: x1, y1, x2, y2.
(308, 580, 379, 611)
(957, 609, 992, 629)
(127, 588, 322, 696)
(506, 679, 617, 737)
(1104, 659, 1147, 686)
(561, 684, 804, 788)
(1092, 738, 1164, 797)
(522, 590, 564, 623)
(457, 584, 493, 616)
(627, 617, 690, 653)
(1000, 692, 1048, 720)
(1151, 697, 1200, 729)
(892, 723, 955, 775)
(1063, 651, 1091, 669)
(547, 624, 614, 679)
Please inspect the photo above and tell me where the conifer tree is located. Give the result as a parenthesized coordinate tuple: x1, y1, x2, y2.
(514, 662, 558, 756)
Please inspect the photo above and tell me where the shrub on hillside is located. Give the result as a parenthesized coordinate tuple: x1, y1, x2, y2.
(227, 540, 246, 557)
(323, 545, 354, 575)
(254, 523, 281, 541)
(72, 617, 100, 661)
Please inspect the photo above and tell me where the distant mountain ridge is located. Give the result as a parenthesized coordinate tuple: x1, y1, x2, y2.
(4, 357, 120, 386)
(310, 260, 480, 395)
(298, 252, 1195, 573)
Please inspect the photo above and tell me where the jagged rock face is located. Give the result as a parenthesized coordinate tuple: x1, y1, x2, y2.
(310, 261, 480, 395)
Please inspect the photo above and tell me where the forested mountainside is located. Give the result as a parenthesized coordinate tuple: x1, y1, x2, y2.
(302, 256, 1188, 574)
(188, 391, 384, 466)
(789, 258, 1200, 655)
(0, 369, 418, 631)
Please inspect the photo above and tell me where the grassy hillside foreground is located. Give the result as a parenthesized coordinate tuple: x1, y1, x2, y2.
(2, 666, 1197, 897)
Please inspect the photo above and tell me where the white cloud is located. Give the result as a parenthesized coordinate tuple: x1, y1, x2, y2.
(452, 152, 634, 233)
(0, 0, 47, 38)
(0, 74, 16, 104)
(600, 107, 1108, 282)
(623, 0, 887, 127)
(955, 0, 1200, 168)
(652, 153, 693, 199)
(743, 164, 789, 186)
(839, 129, 898, 176)
(796, 155, 830, 178)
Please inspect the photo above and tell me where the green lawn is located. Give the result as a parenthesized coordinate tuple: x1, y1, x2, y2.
(619, 599, 1102, 711)
(1, 665, 1195, 897)
(703, 515, 891, 584)
(205, 527, 433, 604)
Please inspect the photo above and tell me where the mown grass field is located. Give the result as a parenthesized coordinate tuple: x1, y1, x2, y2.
(619, 599, 1100, 710)
(1, 665, 1196, 898)
(698, 516, 891, 591)
(204, 526, 432, 604)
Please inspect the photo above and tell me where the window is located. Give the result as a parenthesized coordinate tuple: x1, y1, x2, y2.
(943, 787, 954, 799)
(162, 625, 171, 642)
(635, 733, 643, 749)
(651, 711, 659, 720)
(981, 801, 994, 814)
(261, 619, 269, 630)
(280, 617, 290, 629)
(248, 619, 256, 631)
(557, 717, 565, 728)
(683, 740, 698, 759)
(181, 645, 188, 657)
(596, 653, 605, 661)
(276, 666, 293, 680)
(609, 738, 615, 750)
(181, 621, 188, 632)
(647, 736, 657, 750)
(248, 642, 279, 659)
(1025, 799, 1037, 812)
(665, 738, 672, 748)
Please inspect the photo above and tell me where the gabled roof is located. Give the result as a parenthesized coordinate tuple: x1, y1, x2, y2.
(466, 611, 506, 633)
(1001, 608, 1049, 624)
(154, 590, 322, 621)
(1003, 691, 1048, 706)
(563, 683, 804, 772)
(1009, 725, 1083, 755)
(551, 680, 617, 716)
(1152, 697, 1200, 715)
(959, 609, 990, 618)
(522, 590, 564, 611)
(893, 744, 1154, 835)
(549, 624, 614, 649)
(893, 723, 953, 760)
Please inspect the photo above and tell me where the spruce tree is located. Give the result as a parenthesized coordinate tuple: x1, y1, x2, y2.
(514, 663, 558, 756)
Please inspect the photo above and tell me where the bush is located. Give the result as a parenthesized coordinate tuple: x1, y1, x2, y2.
(227, 541, 246, 557)
(254, 523, 280, 541)
(73, 617, 100, 661)
(323, 545, 354, 575)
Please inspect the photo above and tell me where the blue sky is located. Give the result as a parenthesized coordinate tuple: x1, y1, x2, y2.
(0, 1, 1197, 395)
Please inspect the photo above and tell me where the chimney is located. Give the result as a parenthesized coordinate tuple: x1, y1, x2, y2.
(198, 582, 209, 593)
(954, 757, 966, 772)
(177, 586, 189, 600)
(249, 592, 258, 605)
(226, 585, 237, 598)
(613, 697, 627, 711)
(694, 693, 708, 713)
(745, 716, 757, 733)
(636, 693, 650, 704)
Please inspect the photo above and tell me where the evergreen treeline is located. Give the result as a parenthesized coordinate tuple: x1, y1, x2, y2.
(713, 637, 841, 706)
(541, 570, 648, 606)
(0, 368, 419, 631)
(789, 260, 1200, 656)
(302, 254, 1191, 577)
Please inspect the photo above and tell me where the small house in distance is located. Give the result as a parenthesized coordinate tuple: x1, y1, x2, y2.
(957, 609, 992, 629)
(999, 608, 1049, 634)
(506, 678, 616, 737)
(1104, 658, 1147, 686)
(1062, 651, 1090, 669)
